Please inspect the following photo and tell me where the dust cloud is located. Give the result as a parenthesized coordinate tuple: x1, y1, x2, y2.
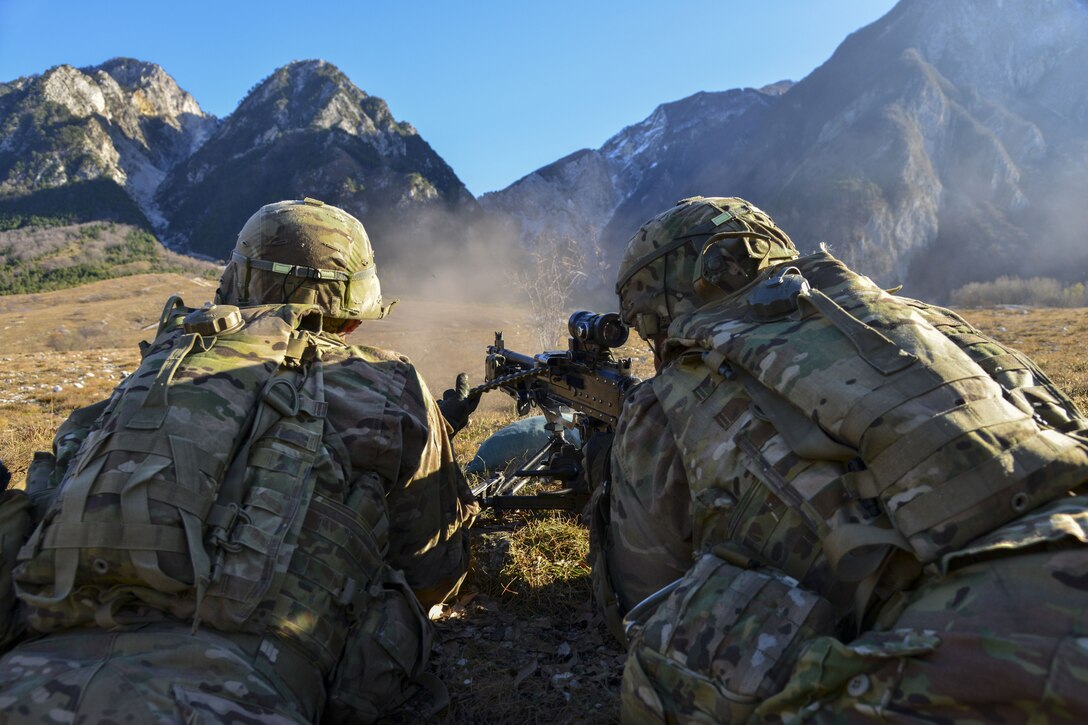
(357, 205, 627, 402)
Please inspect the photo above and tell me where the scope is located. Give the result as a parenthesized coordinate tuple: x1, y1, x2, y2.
(568, 310, 629, 349)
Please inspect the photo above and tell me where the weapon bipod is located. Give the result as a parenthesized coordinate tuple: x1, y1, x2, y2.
(470, 425, 587, 512)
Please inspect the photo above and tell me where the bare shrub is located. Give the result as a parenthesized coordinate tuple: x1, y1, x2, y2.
(515, 234, 598, 350)
(951, 276, 1088, 308)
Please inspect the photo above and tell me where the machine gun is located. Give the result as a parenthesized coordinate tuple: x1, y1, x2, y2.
(467, 310, 640, 511)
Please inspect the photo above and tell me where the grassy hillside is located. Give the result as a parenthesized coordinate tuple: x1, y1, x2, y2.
(0, 220, 218, 295)
(0, 179, 149, 230)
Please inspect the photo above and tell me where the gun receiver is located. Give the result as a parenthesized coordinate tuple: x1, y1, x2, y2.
(469, 311, 640, 511)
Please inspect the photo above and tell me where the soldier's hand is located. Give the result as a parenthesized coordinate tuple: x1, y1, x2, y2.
(438, 373, 480, 437)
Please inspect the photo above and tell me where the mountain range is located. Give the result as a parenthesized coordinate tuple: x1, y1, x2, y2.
(2, 0, 1087, 300)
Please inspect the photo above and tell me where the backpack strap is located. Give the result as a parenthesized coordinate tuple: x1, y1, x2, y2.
(127, 332, 203, 431)
(198, 333, 327, 630)
(155, 295, 189, 338)
(796, 289, 917, 375)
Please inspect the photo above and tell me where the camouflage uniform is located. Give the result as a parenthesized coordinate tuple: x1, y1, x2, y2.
(0, 199, 477, 723)
(594, 197, 1088, 723)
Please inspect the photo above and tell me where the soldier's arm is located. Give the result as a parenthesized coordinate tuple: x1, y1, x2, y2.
(594, 381, 693, 620)
(384, 367, 479, 609)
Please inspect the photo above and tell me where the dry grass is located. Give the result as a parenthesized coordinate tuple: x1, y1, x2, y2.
(956, 306, 1088, 410)
(0, 348, 139, 484)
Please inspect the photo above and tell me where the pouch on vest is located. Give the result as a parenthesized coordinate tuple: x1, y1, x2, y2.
(674, 251, 1088, 563)
(755, 627, 941, 722)
(13, 299, 329, 637)
(324, 565, 443, 724)
(621, 552, 837, 724)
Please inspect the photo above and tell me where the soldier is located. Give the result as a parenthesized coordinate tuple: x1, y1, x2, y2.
(592, 196, 1088, 722)
(0, 198, 478, 723)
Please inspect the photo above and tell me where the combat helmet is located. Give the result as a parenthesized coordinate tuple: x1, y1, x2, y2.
(216, 198, 393, 323)
(615, 196, 798, 339)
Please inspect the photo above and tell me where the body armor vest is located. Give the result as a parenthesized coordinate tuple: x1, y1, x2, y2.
(654, 251, 1088, 620)
(15, 298, 386, 677)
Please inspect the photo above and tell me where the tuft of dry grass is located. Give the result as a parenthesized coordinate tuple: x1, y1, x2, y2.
(468, 515, 592, 617)
(500, 516, 592, 611)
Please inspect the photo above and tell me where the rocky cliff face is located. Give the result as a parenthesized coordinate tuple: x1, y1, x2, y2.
(0, 59, 216, 228)
(491, 0, 1088, 300)
(156, 60, 478, 262)
(705, 0, 1088, 298)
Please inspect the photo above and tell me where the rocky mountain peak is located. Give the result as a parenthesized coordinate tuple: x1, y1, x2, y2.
(229, 59, 412, 146)
(36, 64, 109, 118)
(0, 61, 216, 230)
(94, 57, 169, 88)
(155, 59, 475, 259)
(90, 57, 207, 121)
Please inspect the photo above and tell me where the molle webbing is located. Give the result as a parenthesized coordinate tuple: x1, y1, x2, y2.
(15, 302, 355, 669)
(682, 251, 1088, 563)
(262, 493, 384, 675)
(651, 359, 873, 617)
(16, 305, 304, 616)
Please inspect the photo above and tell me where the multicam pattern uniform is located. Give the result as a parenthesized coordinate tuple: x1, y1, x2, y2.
(0, 324, 476, 723)
(595, 252, 1088, 723)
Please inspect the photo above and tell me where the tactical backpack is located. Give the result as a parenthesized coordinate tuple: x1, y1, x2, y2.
(620, 251, 1088, 723)
(661, 250, 1088, 568)
(12, 297, 420, 710)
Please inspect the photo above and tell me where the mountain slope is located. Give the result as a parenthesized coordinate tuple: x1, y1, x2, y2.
(156, 60, 479, 264)
(0, 59, 216, 229)
(481, 84, 790, 282)
(699, 0, 1088, 297)
(491, 0, 1088, 300)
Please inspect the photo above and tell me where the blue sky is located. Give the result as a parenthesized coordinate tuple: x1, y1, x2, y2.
(0, 0, 898, 195)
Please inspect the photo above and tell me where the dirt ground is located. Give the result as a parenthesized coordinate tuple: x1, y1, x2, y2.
(3, 277, 1088, 723)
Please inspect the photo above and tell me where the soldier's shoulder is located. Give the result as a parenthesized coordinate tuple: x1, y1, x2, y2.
(320, 340, 422, 398)
(624, 378, 660, 408)
(319, 338, 414, 368)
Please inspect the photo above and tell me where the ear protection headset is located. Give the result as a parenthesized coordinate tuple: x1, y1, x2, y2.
(691, 205, 798, 303)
